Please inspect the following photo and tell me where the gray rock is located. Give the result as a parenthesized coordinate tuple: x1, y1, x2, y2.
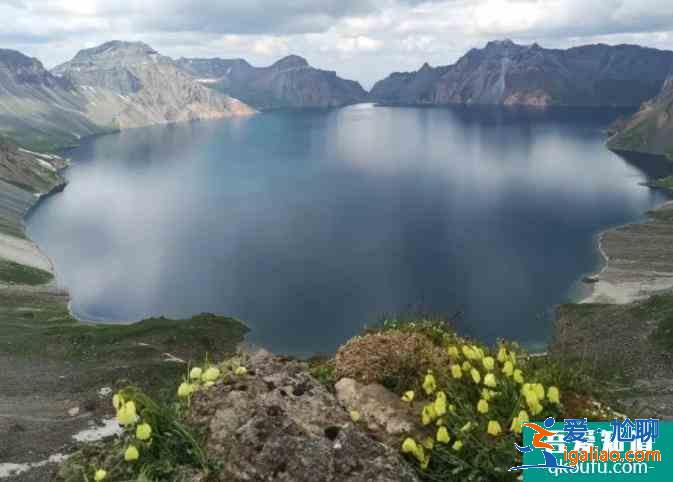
(188, 352, 419, 482)
(335, 378, 417, 447)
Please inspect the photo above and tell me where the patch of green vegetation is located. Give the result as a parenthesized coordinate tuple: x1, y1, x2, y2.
(635, 295, 673, 351)
(308, 357, 336, 391)
(653, 176, 673, 190)
(0, 258, 53, 285)
(58, 386, 209, 482)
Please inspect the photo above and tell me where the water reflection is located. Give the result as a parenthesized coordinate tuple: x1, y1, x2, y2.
(26, 106, 673, 355)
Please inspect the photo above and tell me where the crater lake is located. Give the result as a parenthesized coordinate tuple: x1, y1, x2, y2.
(26, 105, 673, 354)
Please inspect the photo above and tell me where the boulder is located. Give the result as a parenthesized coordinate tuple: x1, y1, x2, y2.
(187, 350, 419, 482)
(335, 378, 417, 447)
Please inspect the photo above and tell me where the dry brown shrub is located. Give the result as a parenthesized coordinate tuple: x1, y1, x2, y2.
(334, 330, 447, 393)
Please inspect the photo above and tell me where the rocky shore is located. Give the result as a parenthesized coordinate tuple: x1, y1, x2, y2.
(581, 200, 673, 304)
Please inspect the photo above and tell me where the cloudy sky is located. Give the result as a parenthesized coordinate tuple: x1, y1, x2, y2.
(3, 0, 673, 88)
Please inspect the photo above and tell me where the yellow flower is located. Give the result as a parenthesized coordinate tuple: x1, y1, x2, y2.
(452, 440, 463, 451)
(437, 426, 450, 443)
(434, 391, 447, 417)
(518, 410, 530, 424)
(202, 367, 221, 382)
(529, 401, 542, 415)
(534, 383, 545, 400)
(447, 345, 459, 358)
(482, 356, 495, 371)
(513, 369, 524, 384)
(402, 438, 418, 454)
(483, 373, 497, 388)
(450, 364, 462, 379)
(116, 401, 137, 426)
(235, 366, 248, 376)
(420, 452, 430, 470)
(473, 345, 484, 360)
(477, 398, 489, 414)
(112, 394, 123, 411)
(189, 367, 203, 380)
(481, 388, 492, 401)
(136, 423, 152, 441)
(510, 415, 523, 433)
(470, 368, 481, 384)
(497, 346, 508, 363)
(402, 390, 415, 403)
(548, 386, 560, 404)
(511, 410, 530, 433)
(204, 381, 215, 388)
(487, 420, 502, 436)
(422, 373, 437, 395)
(448, 403, 456, 414)
(461, 361, 472, 372)
(422, 437, 434, 450)
(422, 403, 437, 426)
(349, 410, 361, 422)
(502, 360, 514, 377)
(460, 421, 473, 432)
(177, 382, 194, 398)
(94, 469, 107, 481)
(124, 445, 139, 462)
(462, 345, 474, 359)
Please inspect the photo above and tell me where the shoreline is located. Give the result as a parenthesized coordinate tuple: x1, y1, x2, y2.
(578, 198, 673, 304)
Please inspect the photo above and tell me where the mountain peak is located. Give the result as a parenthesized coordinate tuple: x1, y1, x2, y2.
(71, 40, 158, 62)
(0, 49, 40, 68)
(271, 55, 309, 70)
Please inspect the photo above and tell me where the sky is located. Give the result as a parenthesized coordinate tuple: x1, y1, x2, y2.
(3, 0, 673, 89)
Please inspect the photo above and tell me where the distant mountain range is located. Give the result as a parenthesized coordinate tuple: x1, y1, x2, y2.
(176, 55, 369, 109)
(1, 39, 673, 158)
(0, 41, 254, 150)
(370, 40, 673, 108)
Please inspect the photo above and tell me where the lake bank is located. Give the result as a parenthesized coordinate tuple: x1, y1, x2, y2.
(580, 199, 673, 304)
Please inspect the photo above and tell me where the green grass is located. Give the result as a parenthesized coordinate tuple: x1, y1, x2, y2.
(0, 258, 53, 285)
(653, 176, 673, 190)
(637, 295, 673, 351)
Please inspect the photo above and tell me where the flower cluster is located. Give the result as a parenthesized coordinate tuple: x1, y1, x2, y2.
(91, 359, 248, 481)
(399, 340, 562, 474)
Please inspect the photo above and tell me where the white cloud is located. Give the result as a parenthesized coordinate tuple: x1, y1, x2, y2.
(2, 0, 673, 88)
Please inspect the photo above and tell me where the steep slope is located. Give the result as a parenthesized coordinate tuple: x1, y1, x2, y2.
(0, 49, 105, 150)
(53, 41, 255, 129)
(607, 76, 673, 159)
(371, 40, 673, 107)
(177, 55, 369, 109)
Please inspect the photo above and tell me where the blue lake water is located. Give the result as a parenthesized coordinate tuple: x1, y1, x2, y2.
(26, 105, 673, 354)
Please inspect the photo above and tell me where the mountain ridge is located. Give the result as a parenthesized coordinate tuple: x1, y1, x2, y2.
(176, 54, 369, 110)
(370, 40, 673, 108)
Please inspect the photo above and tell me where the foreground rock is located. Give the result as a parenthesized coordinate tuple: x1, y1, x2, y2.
(371, 40, 673, 107)
(187, 350, 419, 482)
(335, 378, 417, 448)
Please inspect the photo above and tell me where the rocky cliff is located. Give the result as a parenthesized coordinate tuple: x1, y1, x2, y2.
(371, 40, 673, 107)
(607, 75, 673, 158)
(177, 55, 369, 109)
(0, 50, 104, 150)
(52, 41, 255, 130)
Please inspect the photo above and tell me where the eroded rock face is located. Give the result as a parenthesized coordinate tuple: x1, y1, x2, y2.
(187, 350, 419, 482)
